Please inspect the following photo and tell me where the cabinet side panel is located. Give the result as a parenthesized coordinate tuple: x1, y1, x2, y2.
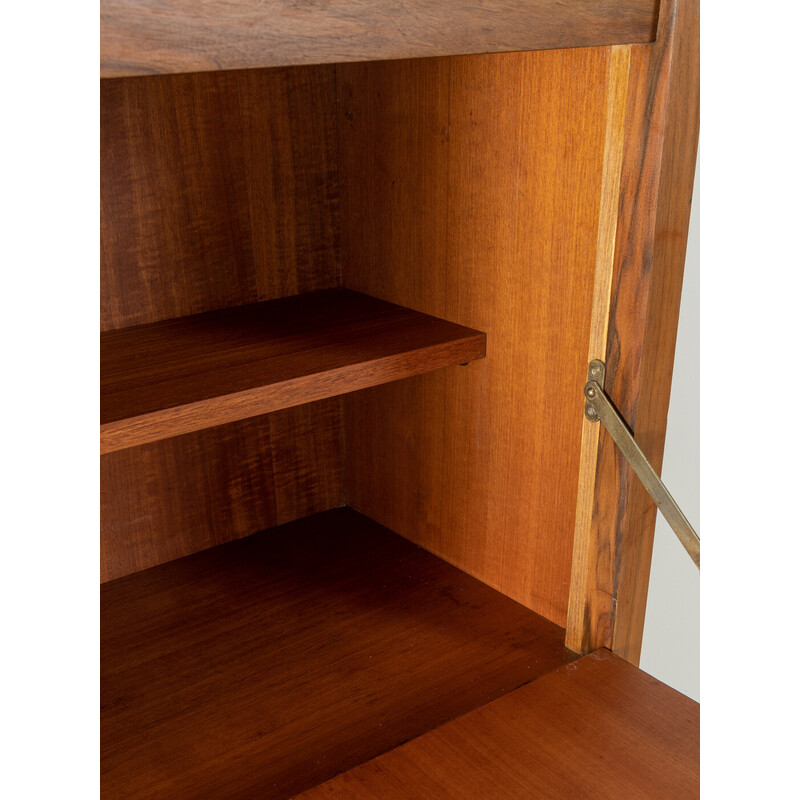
(567, 45, 632, 650)
(609, 0, 699, 662)
(100, 65, 340, 331)
(338, 50, 610, 626)
(101, 399, 345, 582)
(565, 0, 699, 662)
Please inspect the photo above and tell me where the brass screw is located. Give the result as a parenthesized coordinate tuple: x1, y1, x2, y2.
(590, 365, 602, 378)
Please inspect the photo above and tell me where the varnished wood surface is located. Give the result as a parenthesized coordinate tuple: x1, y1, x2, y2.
(610, 0, 700, 663)
(566, 0, 699, 662)
(101, 508, 576, 800)
(338, 49, 611, 626)
(100, 399, 344, 582)
(101, 67, 340, 331)
(567, 45, 632, 652)
(300, 649, 699, 799)
(101, 0, 659, 77)
(101, 289, 486, 454)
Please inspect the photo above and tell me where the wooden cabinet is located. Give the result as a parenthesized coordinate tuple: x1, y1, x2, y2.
(101, 0, 699, 796)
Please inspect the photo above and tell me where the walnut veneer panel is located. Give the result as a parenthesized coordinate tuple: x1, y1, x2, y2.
(101, 508, 576, 799)
(101, 0, 659, 77)
(100, 400, 345, 582)
(567, 0, 700, 662)
(101, 289, 485, 454)
(300, 650, 699, 799)
(338, 49, 612, 626)
(100, 66, 340, 331)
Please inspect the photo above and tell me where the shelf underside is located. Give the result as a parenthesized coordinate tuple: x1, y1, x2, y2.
(300, 650, 700, 799)
(101, 0, 660, 78)
(100, 289, 485, 453)
(101, 508, 576, 800)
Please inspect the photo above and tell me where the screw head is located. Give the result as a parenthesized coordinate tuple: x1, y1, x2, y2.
(590, 366, 602, 377)
(586, 407, 597, 418)
(586, 386, 596, 398)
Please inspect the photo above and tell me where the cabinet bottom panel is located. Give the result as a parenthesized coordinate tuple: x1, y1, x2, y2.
(101, 507, 575, 799)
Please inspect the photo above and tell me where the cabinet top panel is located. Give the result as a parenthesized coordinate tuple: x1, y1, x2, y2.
(101, 0, 659, 77)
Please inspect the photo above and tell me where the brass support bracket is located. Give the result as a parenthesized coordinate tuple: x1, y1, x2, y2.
(583, 359, 700, 570)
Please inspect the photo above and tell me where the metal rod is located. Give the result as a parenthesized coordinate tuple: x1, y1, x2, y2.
(584, 378, 700, 570)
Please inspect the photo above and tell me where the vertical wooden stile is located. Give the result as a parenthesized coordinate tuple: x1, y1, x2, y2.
(566, 45, 631, 652)
(565, 0, 699, 661)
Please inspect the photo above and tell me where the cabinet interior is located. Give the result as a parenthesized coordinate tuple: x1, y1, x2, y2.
(101, 50, 613, 621)
(99, 27, 693, 794)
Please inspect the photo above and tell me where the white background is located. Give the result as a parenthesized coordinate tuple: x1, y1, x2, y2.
(640, 156, 700, 701)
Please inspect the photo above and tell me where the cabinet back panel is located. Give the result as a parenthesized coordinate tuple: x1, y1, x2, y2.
(338, 49, 613, 626)
(100, 65, 340, 331)
(101, 399, 345, 582)
(101, 66, 346, 580)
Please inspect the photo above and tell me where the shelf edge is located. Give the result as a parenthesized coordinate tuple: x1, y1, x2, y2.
(100, 334, 485, 454)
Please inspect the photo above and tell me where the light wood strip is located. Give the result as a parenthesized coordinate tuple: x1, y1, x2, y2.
(566, 46, 631, 652)
(587, 46, 632, 364)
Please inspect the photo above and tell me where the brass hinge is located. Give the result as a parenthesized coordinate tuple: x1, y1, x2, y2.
(583, 360, 700, 570)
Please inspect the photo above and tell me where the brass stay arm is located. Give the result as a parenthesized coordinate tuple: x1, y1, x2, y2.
(583, 360, 700, 570)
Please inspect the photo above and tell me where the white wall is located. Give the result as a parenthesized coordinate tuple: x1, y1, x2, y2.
(638, 158, 700, 702)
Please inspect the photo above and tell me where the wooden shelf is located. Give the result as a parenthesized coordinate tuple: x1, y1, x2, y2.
(300, 650, 700, 799)
(101, 0, 659, 77)
(101, 508, 576, 800)
(101, 289, 485, 454)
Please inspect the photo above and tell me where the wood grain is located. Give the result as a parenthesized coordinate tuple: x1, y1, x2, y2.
(338, 49, 611, 626)
(567, 46, 632, 648)
(101, 508, 576, 799)
(101, 0, 659, 77)
(101, 289, 485, 454)
(100, 399, 344, 582)
(101, 66, 340, 331)
(565, 0, 700, 662)
(299, 649, 699, 799)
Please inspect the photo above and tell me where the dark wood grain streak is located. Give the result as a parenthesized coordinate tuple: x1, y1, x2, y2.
(100, 400, 345, 582)
(101, 289, 486, 454)
(101, 66, 340, 331)
(101, 508, 576, 800)
(101, 0, 659, 77)
(337, 49, 610, 626)
(300, 649, 699, 799)
(566, 0, 699, 661)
